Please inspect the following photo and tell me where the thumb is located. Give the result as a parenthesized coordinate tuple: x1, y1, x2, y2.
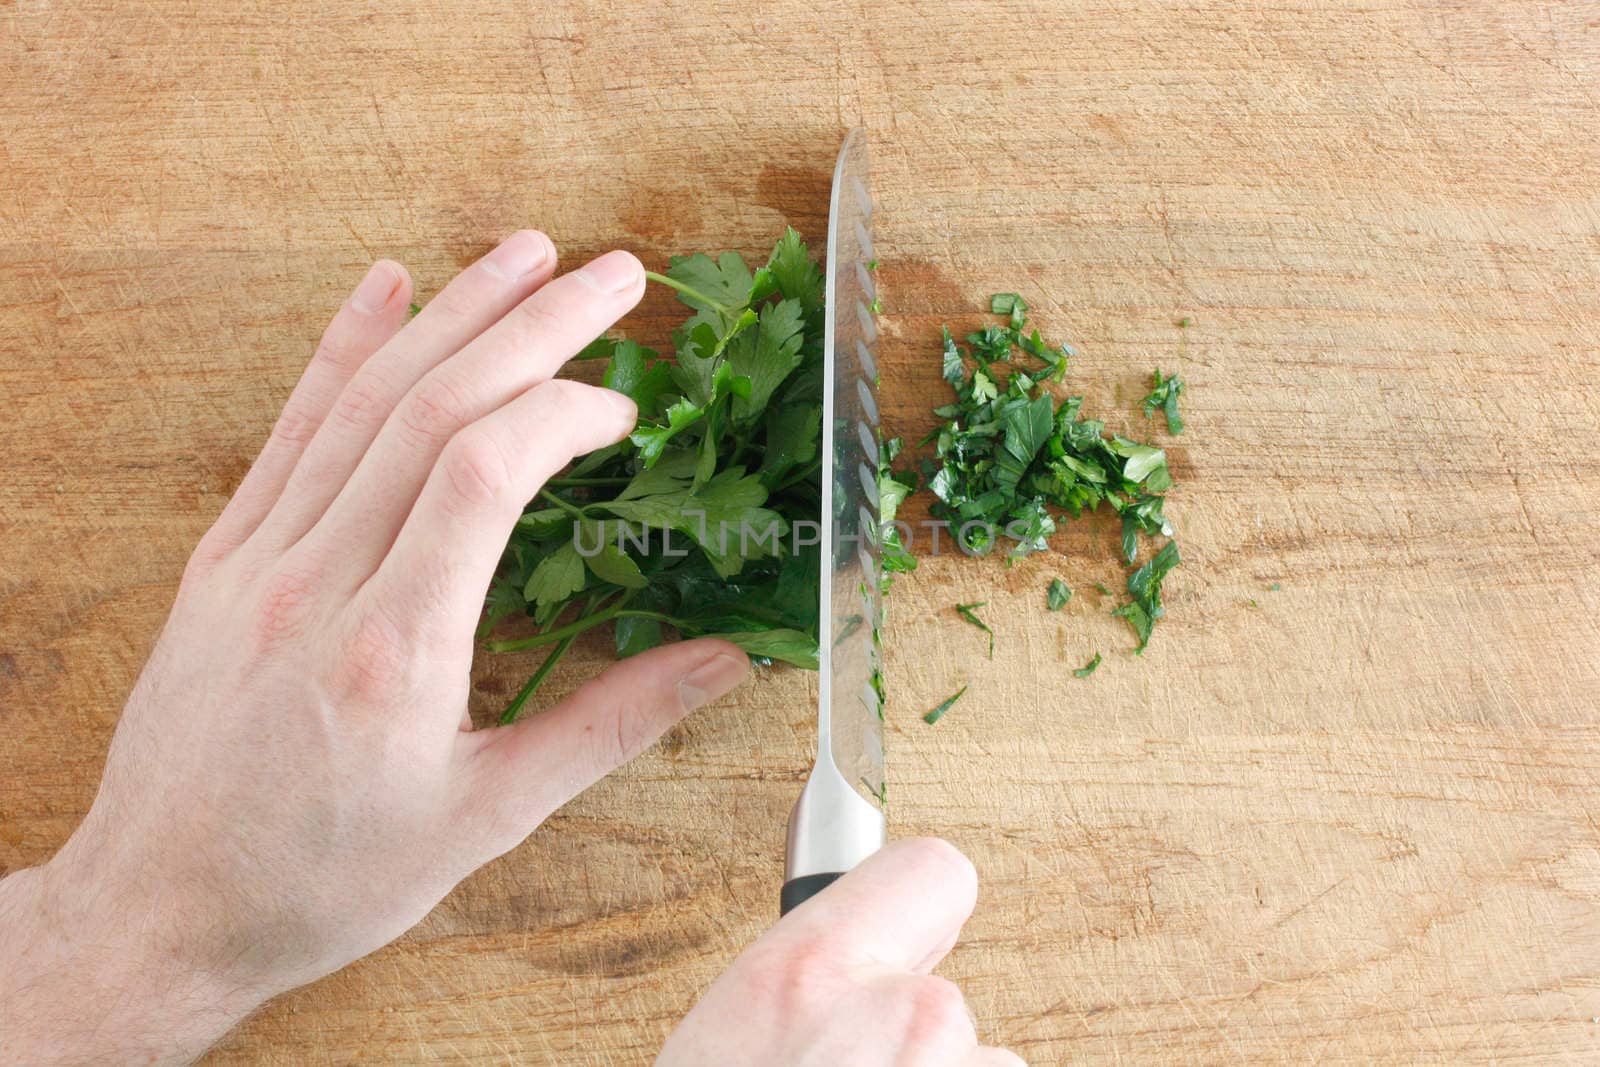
(769, 838, 979, 974)
(457, 638, 749, 846)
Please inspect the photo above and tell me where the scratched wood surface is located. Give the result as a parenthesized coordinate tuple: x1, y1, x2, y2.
(3, 1, 1599, 1062)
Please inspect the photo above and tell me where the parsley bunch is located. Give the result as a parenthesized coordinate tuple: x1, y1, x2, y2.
(915, 295, 1182, 652)
(480, 229, 827, 722)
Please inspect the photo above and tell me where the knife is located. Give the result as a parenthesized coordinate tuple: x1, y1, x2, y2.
(781, 128, 887, 916)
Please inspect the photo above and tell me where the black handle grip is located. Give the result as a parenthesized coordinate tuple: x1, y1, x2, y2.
(780, 872, 844, 915)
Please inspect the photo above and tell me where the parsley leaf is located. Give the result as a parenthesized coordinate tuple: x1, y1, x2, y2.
(603, 340, 674, 415)
(1047, 579, 1072, 611)
(523, 542, 585, 610)
(728, 298, 806, 422)
(665, 250, 756, 313)
(705, 628, 819, 669)
(766, 227, 824, 315)
(1073, 652, 1102, 678)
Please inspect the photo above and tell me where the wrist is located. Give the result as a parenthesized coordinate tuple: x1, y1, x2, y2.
(0, 856, 265, 1065)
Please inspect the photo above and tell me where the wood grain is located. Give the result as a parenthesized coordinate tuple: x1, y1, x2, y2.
(3, 0, 1598, 1062)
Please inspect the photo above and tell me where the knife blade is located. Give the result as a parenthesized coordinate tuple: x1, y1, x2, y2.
(781, 128, 887, 915)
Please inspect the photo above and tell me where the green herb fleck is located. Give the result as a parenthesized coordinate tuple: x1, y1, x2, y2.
(1073, 652, 1102, 678)
(923, 685, 968, 725)
(955, 601, 994, 658)
(407, 301, 421, 318)
(1112, 540, 1181, 653)
(1094, 581, 1113, 596)
(1142, 369, 1185, 435)
(1047, 579, 1072, 611)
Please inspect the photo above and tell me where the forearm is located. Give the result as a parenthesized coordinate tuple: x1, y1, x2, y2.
(0, 860, 259, 1066)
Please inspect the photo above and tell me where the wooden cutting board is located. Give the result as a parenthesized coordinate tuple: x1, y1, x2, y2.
(2, 1, 1597, 1062)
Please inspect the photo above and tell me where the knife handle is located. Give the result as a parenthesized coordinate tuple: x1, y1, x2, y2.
(779, 872, 844, 916)
(783, 761, 885, 916)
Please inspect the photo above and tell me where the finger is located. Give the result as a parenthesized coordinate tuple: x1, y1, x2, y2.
(456, 639, 749, 851)
(772, 837, 979, 974)
(359, 378, 637, 639)
(297, 250, 646, 584)
(198, 261, 410, 564)
(246, 229, 559, 554)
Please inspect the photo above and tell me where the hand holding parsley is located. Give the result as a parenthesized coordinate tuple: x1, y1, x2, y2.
(0, 234, 755, 1062)
(482, 230, 829, 720)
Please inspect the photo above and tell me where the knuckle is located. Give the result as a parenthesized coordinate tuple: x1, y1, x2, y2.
(741, 938, 836, 1014)
(401, 374, 474, 445)
(510, 293, 567, 342)
(590, 679, 665, 768)
(312, 329, 361, 374)
(428, 277, 488, 320)
(250, 566, 320, 651)
(527, 380, 610, 443)
(439, 427, 514, 509)
(328, 376, 392, 433)
(331, 605, 415, 704)
(182, 530, 232, 585)
(579, 706, 643, 778)
(903, 976, 971, 1042)
(268, 403, 322, 449)
(531, 377, 589, 410)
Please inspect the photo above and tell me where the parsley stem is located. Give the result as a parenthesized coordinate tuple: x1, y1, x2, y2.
(486, 607, 679, 653)
(544, 476, 631, 488)
(498, 631, 577, 724)
(644, 270, 732, 314)
(772, 458, 822, 493)
(538, 488, 586, 518)
(496, 590, 616, 722)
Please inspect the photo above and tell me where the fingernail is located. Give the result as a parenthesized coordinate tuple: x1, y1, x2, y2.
(678, 653, 748, 713)
(482, 230, 554, 281)
(576, 250, 643, 294)
(350, 262, 401, 314)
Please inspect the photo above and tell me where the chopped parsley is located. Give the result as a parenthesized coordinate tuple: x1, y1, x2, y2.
(955, 602, 994, 658)
(1142, 369, 1185, 435)
(923, 685, 968, 725)
(1111, 540, 1180, 653)
(1046, 579, 1072, 611)
(910, 295, 1182, 651)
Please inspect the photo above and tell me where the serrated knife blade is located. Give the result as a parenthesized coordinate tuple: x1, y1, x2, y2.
(781, 128, 887, 916)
